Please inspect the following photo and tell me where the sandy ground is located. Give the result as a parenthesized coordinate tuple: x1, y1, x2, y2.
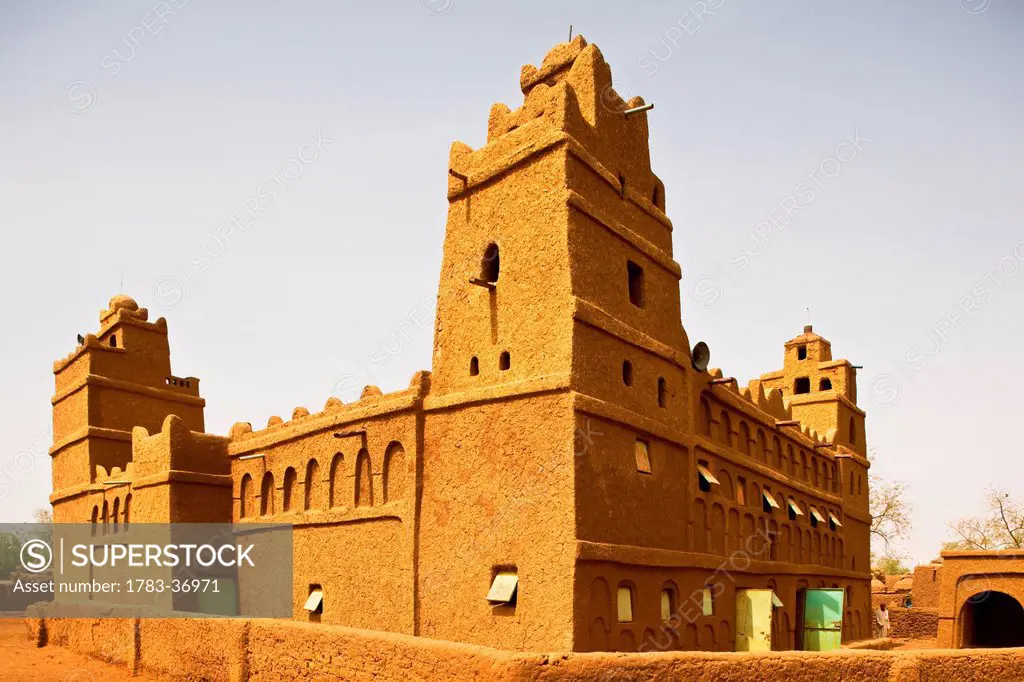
(892, 636, 941, 650)
(0, 619, 159, 682)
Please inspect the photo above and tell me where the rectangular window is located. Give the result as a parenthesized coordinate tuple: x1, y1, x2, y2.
(828, 512, 843, 530)
(697, 462, 720, 490)
(486, 570, 519, 605)
(304, 585, 323, 622)
(797, 345, 807, 360)
(787, 497, 804, 518)
(810, 507, 825, 526)
(794, 377, 811, 394)
(617, 586, 634, 622)
(635, 439, 652, 474)
(627, 260, 645, 307)
(736, 477, 747, 505)
(702, 586, 714, 616)
(660, 588, 675, 621)
(762, 489, 780, 512)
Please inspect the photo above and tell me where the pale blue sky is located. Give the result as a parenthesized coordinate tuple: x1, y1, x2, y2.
(1, 1, 1022, 564)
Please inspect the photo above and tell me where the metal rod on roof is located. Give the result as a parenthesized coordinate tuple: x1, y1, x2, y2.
(569, 25, 573, 41)
(710, 377, 736, 385)
(775, 420, 801, 427)
(448, 168, 468, 182)
(102, 480, 131, 486)
(333, 430, 367, 439)
(238, 453, 265, 461)
(851, 364, 863, 369)
(814, 443, 834, 449)
(623, 103, 655, 117)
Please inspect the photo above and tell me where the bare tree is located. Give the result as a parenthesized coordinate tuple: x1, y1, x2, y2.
(870, 474, 911, 551)
(945, 489, 1024, 550)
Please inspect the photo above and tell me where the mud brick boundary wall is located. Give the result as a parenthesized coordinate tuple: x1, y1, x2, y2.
(21, 604, 1024, 682)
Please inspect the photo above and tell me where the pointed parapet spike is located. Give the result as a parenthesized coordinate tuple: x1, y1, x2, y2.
(487, 103, 512, 142)
(267, 415, 284, 428)
(161, 414, 190, 440)
(409, 370, 432, 392)
(763, 388, 788, 419)
(520, 34, 588, 94)
(230, 422, 253, 440)
(131, 425, 150, 449)
(708, 368, 724, 380)
(361, 385, 383, 399)
(448, 140, 474, 190)
(292, 406, 310, 420)
(324, 396, 343, 411)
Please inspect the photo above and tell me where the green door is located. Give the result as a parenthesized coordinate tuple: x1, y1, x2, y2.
(802, 588, 844, 651)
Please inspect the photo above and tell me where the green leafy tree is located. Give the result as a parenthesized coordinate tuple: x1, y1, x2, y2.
(872, 552, 910, 576)
(0, 533, 20, 580)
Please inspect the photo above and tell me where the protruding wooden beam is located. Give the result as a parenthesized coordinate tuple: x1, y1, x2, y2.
(624, 103, 654, 117)
(469, 277, 496, 290)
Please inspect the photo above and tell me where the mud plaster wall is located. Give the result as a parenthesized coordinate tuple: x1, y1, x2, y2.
(418, 395, 577, 651)
(912, 564, 944, 609)
(575, 559, 870, 652)
(889, 607, 939, 640)
(936, 551, 1024, 648)
(432, 148, 574, 396)
(25, 610, 1024, 682)
(230, 404, 419, 634)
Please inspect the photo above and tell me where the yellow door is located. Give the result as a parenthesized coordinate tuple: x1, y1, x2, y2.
(736, 589, 774, 651)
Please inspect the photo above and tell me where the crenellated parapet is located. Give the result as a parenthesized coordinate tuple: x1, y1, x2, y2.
(127, 414, 231, 523)
(229, 370, 431, 447)
(132, 414, 229, 479)
(448, 36, 664, 224)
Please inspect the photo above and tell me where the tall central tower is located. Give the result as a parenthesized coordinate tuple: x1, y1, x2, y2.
(420, 36, 695, 651)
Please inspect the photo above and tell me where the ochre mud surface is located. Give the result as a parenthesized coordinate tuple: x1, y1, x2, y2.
(0, 618, 159, 682)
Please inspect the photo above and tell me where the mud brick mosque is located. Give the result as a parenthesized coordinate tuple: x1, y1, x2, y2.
(47, 36, 872, 652)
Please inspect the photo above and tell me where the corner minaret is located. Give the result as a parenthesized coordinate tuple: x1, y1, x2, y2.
(759, 325, 865, 455)
(49, 295, 206, 521)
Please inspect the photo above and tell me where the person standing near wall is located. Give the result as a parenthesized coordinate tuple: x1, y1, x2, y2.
(874, 603, 890, 638)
